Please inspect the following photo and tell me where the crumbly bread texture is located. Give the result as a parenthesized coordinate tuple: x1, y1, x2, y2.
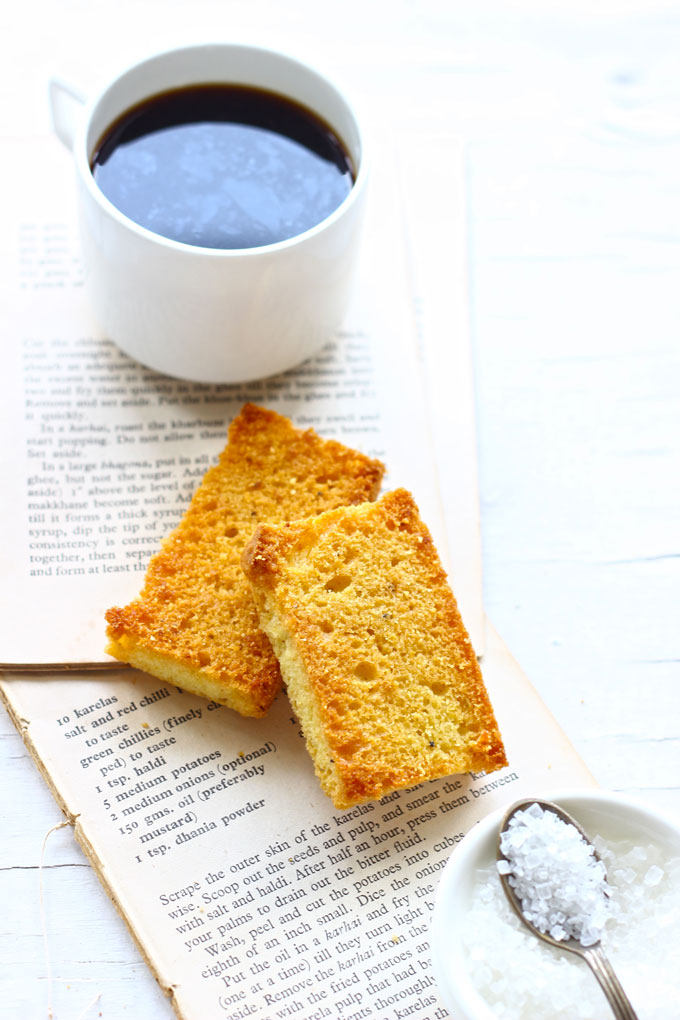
(105, 404, 384, 717)
(242, 488, 507, 808)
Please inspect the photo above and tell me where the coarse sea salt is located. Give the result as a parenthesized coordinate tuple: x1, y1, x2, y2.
(462, 830, 680, 1020)
(497, 803, 608, 947)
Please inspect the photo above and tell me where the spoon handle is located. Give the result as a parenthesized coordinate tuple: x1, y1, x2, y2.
(583, 945, 639, 1020)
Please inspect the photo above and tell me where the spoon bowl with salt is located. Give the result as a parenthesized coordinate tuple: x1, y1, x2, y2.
(497, 799, 639, 1020)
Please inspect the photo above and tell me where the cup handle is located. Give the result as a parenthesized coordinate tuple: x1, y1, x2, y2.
(49, 77, 86, 151)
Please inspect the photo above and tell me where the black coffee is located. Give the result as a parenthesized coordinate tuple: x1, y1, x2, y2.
(91, 84, 355, 249)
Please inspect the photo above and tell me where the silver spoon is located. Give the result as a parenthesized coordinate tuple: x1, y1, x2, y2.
(496, 798, 639, 1020)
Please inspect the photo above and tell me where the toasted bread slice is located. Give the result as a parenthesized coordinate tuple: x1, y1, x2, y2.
(242, 488, 507, 806)
(105, 404, 384, 717)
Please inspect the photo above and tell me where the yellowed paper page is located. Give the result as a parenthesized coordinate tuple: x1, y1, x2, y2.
(0, 622, 594, 1020)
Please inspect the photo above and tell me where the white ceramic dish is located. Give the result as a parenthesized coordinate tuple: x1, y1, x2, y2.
(430, 788, 680, 1020)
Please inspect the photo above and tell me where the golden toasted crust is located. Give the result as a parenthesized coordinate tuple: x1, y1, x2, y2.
(105, 404, 384, 717)
(242, 488, 507, 804)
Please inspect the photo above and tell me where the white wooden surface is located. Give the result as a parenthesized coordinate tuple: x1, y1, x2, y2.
(2, 2, 679, 1017)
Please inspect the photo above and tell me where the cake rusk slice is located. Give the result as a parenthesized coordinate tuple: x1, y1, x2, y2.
(241, 488, 507, 808)
(105, 403, 384, 718)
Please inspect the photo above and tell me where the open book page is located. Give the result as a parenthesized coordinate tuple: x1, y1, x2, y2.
(0, 623, 594, 1020)
(0, 129, 595, 1019)
(0, 132, 478, 666)
(399, 135, 485, 653)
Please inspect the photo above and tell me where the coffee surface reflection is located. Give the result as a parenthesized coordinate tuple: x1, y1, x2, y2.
(91, 84, 355, 249)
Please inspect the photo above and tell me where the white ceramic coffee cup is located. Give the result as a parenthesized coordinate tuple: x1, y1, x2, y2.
(49, 43, 368, 383)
